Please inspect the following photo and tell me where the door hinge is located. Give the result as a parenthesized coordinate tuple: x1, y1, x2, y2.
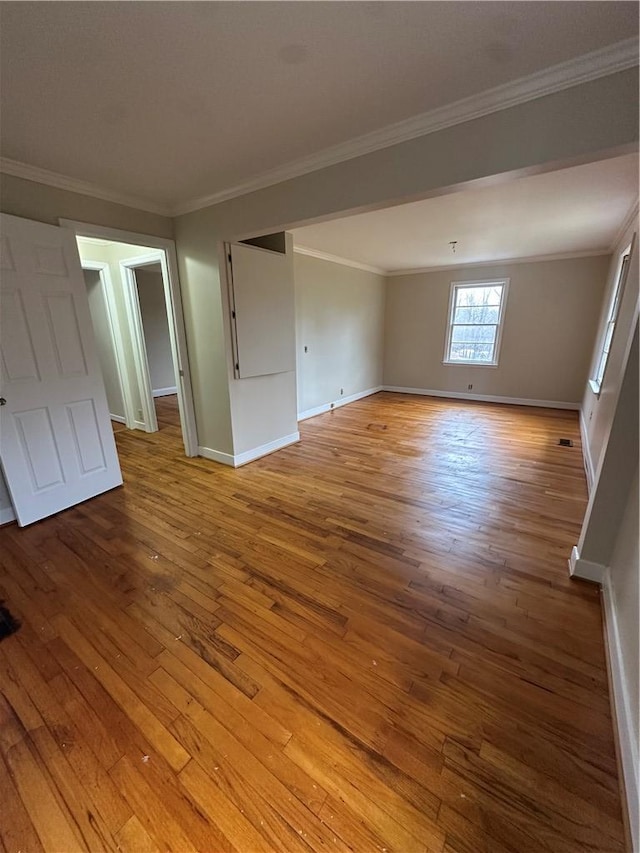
(235, 363, 239, 372)
(231, 310, 236, 319)
(228, 253, 232, 264)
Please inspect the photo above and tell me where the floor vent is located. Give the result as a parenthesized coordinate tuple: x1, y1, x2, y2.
(558, 438, 574, 447)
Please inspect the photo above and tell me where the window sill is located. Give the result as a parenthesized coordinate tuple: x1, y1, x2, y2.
(442, 360, 499, 368)
(588, 379, 602, 397)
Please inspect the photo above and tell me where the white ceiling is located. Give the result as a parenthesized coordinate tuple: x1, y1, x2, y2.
(292, 154, 639, 272)
(1, 2, 637, 212)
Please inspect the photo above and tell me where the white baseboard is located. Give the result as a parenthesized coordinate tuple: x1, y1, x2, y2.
(199, 431, 300, 468)
(298, 386, 383, 422)
(601, 568, 639, 853)
(0, 505, 16, 525)
(381, 385, 580, 410)
(198, 445, 236, 467)
(152, 386, 178, 398)
(234, 432, 300, 467)
(579, 409, 595, 493)
(133, 420, 146, 431)
(568, 545, 606, 583)
(110, 414, 126, 424)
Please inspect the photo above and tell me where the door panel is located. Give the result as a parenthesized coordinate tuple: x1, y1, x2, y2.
(229, 243, 295, 379)
(0, 213, 123, 526)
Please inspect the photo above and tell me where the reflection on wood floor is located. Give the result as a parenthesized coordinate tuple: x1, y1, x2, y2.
(0, 392, 626, 852)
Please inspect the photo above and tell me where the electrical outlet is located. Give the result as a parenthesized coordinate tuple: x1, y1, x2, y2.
(304, 345, 308, 353)
(340, 388, 344, 395)
(330, 402, 334, 409)
(468, 384, 473, 390)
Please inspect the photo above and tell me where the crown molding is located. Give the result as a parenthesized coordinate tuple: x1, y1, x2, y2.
(387, 249, 612, 277)
(293, 245, 385, 275)
(1, 38, 636, 219)
(173, 37, 639, 215)
(611, 200, 639, 250)
(0, 157, 172, 217)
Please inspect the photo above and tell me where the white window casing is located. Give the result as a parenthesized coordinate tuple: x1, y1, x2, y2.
(444, 278, 509, 367)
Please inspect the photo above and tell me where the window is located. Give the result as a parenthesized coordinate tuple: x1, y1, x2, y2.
(444, 279, 509, 366)
(590, 249, 631, 395)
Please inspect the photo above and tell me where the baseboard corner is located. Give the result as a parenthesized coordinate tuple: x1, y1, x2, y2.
(233, 431, 300, 466)
(568, 546, 606, 584)
(197, 445, 235, 467)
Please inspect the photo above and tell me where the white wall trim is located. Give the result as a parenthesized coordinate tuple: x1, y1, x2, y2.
(172, 38, 638, 215)
(198, 445, 236, 467)
(601, 567, 639, 853)
(579, 410, 595, 493)
(382, 386, 580, 410)
(120, 255, 161, 434)
(387, 249, 611, 277)
(110, 414, 126, 424)
(81, 259, 135, 429)
(0, 506, 16, 525)
(234, 432, 300, 467)
(298, 386, 383, 422)
(61, 219, 199, 457)
(567, 545, 606, 583)
(293, 245, 385, 276)
(0, 157, 171, 216)
(152, 386, 178, 398)
(2, 39, 635, 218)
(199, 432, 300, 468)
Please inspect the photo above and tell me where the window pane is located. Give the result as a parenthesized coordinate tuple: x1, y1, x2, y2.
(602, 321, 615, 355)
(455, 285, 503, 308)
(453, 305, 500, 324)
(449, 342, 495, 362)
(451, 324, 496, 344)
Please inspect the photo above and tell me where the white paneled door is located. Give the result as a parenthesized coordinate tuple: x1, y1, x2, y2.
(0, 213, 123, 526)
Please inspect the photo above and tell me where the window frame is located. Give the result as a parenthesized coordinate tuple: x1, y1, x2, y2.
(443, 278, 510, 368)
(589, 246, 631, 397)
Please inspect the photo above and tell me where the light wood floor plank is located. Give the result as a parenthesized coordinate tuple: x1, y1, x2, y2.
(0, 393, 626, 852)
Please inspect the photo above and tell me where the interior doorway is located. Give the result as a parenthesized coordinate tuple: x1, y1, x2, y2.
(62, 219, 198, 458)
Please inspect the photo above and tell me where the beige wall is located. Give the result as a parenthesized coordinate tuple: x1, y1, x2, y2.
(171, 222, 233, 456)
(1, 68, 637, 469)
(174, 69, 637, 457)
(136, 266, 175, 393)
(294, 253, 385, 415)
(582, 214, 639, 477)
(0, 173, 173, 239)
(77, 240, 164, 425)
(383, 255, 609, 404)
(579, 322, 638, 563)
(609, 464, 639, 775)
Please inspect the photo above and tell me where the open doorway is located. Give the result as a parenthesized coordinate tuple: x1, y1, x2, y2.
(62, 220, 198, 458)
(127, 259, 179, 434)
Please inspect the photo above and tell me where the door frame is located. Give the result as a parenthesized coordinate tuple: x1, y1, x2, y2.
(120, 252, 164, 434)
(81, 259, 136, 429)
(60, 218, 198, 457)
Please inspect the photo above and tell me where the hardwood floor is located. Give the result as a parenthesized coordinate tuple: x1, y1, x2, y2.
(155, 394, 181, 432)
(0, 392, 625, 852)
